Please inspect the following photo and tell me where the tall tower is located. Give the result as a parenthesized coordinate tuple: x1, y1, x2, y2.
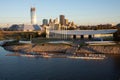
(60, 15, 65, 26)
(31, 7, 37, 24)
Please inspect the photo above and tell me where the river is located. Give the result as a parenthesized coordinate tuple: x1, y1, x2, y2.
(0, 46, 120, 80)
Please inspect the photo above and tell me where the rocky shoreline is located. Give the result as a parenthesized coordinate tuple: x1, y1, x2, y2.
(4, 44, 71, 54)
(77, 45, 120, 54)
(3, 43, 120, 55)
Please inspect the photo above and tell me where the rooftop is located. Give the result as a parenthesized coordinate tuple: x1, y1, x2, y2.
(50, 29, 117, 35)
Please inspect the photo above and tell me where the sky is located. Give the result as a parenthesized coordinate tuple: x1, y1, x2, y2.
(0, 0, 120, 25)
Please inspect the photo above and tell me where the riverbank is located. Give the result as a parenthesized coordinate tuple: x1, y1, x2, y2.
(3, 42, 120, 55)
(4, 43, 71, 54)
(77, 45, 120, 54)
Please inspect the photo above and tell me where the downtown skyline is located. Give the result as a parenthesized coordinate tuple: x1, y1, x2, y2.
(0, 0, 120, 25)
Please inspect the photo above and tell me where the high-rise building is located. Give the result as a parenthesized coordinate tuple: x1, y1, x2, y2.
(49, 19, 52, 24)
(43, 19, 48, 25)
(53, 18, 59, 24)
(31, 7, 37, 24)
(65, 19, 68, 25)
(60, 15, 65, 26)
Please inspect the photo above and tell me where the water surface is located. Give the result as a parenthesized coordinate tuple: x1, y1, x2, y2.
(0, 47, 120, 80)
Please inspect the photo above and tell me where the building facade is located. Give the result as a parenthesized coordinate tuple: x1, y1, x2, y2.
(60, 15, 65, 26)
(46, 29, 117, 39)
(31, 7, 37, 24)
(43, 19, 48, 25)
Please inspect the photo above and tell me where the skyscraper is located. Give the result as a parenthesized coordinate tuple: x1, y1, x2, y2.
(43, 19, 48, 25)
(31, 7, 37, 24)
(65, 19, 68, 25)
(60, 15, 65, 26)
(49, 19, 52, 24)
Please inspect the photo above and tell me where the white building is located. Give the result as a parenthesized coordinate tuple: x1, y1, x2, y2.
(31, 7, 37, 25)
(46, 29, 117, 39)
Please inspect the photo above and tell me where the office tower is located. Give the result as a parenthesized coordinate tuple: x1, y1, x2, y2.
(31, 7, 37, 24)
(49, 19, 52, 24)
(54, 18, 59, 24)
(60, 15, 65, 26)
(71, 21, 75, 26)
(65, 19, 68, 25)
(43, 19, 48, 25)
